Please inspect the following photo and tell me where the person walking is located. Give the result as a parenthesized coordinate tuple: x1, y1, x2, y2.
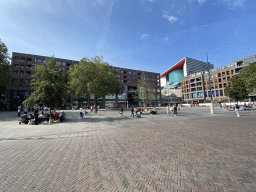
(170, 105, 174, 115)
(235, 104, 240, 117)
(18, 108, 21, 117)
(93, 105, 97, 115)
(79, 106, 83, 118)
(174, 105, 177, 116)
(131, 105, 134, 118)
(34, 108, 39, 125)
(166, 105, 169, 115)
(120, 105, 123, 117)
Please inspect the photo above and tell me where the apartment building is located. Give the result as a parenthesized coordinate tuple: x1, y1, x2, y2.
(181, 55, 256, 103)
(7, 52, 161, 110)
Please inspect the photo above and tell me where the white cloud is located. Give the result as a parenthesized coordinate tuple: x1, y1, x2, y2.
(164, 37, 169, 42)
(198, 0, 206, 4)
(188, 0, 207, 3)
(163, 12, 178, 24)
(224, 0, 245, 6)
(149, 0, 154, 2)
(141, 34, 149, 39)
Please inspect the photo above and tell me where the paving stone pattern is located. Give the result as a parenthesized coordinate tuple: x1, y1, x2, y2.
(0, 107, 256, 192)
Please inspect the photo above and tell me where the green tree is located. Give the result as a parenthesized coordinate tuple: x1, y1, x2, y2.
(239, 61, 256, 94)
(69, 56, 124, 106)
(225, 75, 248, 103)
(0, 39, 10, 96)
(135, 72, 155, 107)
(24, 56, 69, 109)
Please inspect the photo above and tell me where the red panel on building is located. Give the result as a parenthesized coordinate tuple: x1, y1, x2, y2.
(160, 58, 185, 78)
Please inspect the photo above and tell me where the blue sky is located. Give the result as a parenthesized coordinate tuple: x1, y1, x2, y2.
(1, 0, 256, 74)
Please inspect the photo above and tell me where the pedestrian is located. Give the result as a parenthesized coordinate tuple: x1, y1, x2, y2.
(93, 105, 97, 115)
(131, 105, 134, 118)
(106, 105, 108, 111)
(34, 108, 39, 125)
(82, 107, 87, 118)
(235, 104, 240, 117)
(166, 105, 169, 115)
(24, 106, 28, 114)
(79, 106, 83, 118)
(18, 108, 21, 117)
(174, 105, 177, 116)
(120, 105, 123, 117)
(170, 105, 174, 115)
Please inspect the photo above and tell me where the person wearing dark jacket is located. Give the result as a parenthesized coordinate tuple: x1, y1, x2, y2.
(120, 105, 124, 117)
(174, 105, 177, 116)
(131, 105, 134, 118)
(34, 108, 39, 125)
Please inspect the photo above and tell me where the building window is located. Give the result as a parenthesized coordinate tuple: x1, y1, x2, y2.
(42, 59, 46, 63)
(231, 70, 234, 74)
(134, 72, 137, 75)
(191, 93, 197, 98)
(20, 79, 24, 87)
(197, 92, 203, 98)
(128, 76, 131, 79)
(205, 92, 207, 97)
(222, 72, 226, 76)
(134, 76, 137, 79)
(214, 74, 217, 78)
(128, 71, 131, 74)
(117, 74, 120, 78)
(219, 84, 222, 88)
(124, 80, 127, 83)
(134, 80, 137, 84)
(36, 58, 41, 63)
(218, 73, 221, 77)
(121, 80, 123, 83)
(62, 62, 66, 66)
(216, 90, 219, 96)
(121, 70, 123, 73)
(25, 79, 31, 87)
(245, 58, 254, 64)
(128, 80, 131, 83)
(220, 90, 223, 96)
(12, 78, 18, 86)
(227, 71, 230, 75)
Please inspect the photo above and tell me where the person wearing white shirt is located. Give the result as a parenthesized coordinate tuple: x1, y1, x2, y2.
(79, 107, 83, 118)
(82, 108, 87, 118)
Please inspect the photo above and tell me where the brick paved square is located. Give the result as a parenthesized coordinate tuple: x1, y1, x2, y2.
(0, 107, 255, 191)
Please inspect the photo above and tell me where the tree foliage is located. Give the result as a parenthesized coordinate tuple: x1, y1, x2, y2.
(225, 75, 248, 102)
(69, 56, 124, 106)
(135, 72, 155, 107)
(239, 61, 256, 94)
(24, 56, 69, 108)
(0, 39, 10, 95)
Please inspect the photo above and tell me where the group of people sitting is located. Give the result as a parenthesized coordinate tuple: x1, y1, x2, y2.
(20, 108, 68, 125)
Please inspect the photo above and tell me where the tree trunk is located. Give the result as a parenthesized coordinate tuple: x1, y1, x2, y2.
(94, 97, 98, 107)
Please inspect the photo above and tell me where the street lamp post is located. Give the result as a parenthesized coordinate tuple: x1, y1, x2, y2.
(207, 53, 214, 114)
